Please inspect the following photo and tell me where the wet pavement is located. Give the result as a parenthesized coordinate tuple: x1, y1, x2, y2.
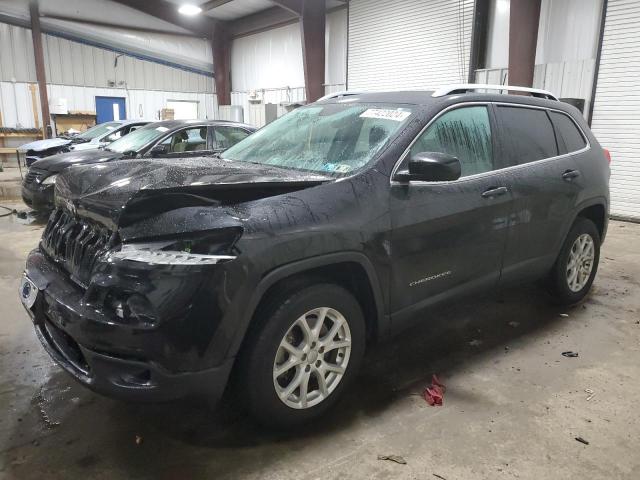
(1, 212, 639, 479)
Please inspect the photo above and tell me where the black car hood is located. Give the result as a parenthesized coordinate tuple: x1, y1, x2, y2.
(55, 158, 332, 231)
(30, 149, 124, 173)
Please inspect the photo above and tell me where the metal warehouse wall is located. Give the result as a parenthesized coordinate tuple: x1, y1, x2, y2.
(229, 8, 347, 125)
(591, 0, 640, 220)
(0, 81, 217, 129)
(0, 22, 216, 131)
(0, 23, 213, 92)
(347, 0, 474, 90)
(41, 35, 213, 93)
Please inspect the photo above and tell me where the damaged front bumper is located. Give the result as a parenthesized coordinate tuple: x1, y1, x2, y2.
(21, 183, 55, 212)
(21, 249, 237, 403)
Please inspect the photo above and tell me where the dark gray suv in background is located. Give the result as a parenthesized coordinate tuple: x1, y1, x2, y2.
(20, 85, 610, 427)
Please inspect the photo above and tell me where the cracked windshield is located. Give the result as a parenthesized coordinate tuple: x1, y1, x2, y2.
(222, 104, 414, 177)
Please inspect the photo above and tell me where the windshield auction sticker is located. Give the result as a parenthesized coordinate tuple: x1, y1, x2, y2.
(360, 109, 411, 122)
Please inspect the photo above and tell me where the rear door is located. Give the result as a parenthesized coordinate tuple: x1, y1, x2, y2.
(496, 105, 583, 284)
(389, 104, 513, 329)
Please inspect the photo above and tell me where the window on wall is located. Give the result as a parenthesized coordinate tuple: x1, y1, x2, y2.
(167, 101, 199, 120)
(410, 106, 494, 178)
(498, 106, 558, 164)
(549, 111, 587, 154)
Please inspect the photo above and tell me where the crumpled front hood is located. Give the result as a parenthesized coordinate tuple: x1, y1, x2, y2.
(55, 157, 332, 231)
(18, 138, 70, 153)
(30, 149, 123, 173)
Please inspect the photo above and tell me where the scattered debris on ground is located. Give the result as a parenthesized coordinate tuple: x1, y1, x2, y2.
(559, 313, 569, 318)
(562, 351, 579, 358)
(33, 390, 60, 430)
(135, 435, 143, 445)
(377, 454, 406, 465)
(433, 474, 447, 480)
(424, 374, 446, 406)
(585, 389, 596, 401)
(575, 436, 589, 445)
(468, 339, 483, 347)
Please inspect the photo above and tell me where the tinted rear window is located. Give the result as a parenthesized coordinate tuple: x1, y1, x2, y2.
(549, 111, 587, 154)
(499, 106, 558, 164)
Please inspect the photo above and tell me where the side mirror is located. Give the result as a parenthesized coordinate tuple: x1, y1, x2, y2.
(396, 152, 461, 182)
(149, 144, 169, 157)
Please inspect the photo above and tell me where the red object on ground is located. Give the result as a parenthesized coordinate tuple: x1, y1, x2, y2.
(424, 374, 446, 406)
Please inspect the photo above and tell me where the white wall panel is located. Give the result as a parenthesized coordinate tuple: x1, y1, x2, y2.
(229, 10, 347, 125)
(325, 8, 348, 90)
(0, 22, 35, 82)
(591, 0, 640, 219)
(485, 0, 509, 69)
(231, 22, 305, 92)
(0, 81, 35, 127)
(348, 0, 474, 90)
(536, 0, 603, 64)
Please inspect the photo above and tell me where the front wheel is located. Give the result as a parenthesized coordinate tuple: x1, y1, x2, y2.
(548, 217, 601, 305)
(238, 283, 366, 428)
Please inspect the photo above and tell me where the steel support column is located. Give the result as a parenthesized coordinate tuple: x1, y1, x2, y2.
(29, 1, 50, 138)
(508, 0, 541, 88)
(300, 0, 326, 103)
(212, 27, 232, 105)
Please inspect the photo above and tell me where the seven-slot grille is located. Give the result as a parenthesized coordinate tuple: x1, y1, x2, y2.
(41, 209, 114, 287)
(24, 168, 48, 185)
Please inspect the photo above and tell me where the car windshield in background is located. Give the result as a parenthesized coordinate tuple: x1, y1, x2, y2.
(222, 104, 414, 177)
(106, 125, 170, 153)
(76, 122, 120, 140)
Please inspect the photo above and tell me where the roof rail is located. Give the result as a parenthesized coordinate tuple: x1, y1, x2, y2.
(317, 90, 365, 102)
(431, 84, 559, 101)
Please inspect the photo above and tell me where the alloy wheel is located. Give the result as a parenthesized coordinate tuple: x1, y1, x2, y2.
(566, 233, 595, 292)
(273, 307, 352, 409)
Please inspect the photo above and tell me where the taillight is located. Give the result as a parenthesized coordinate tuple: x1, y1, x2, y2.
(603, 148, 611, 164)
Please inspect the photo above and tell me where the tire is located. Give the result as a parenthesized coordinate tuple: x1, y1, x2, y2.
(548, 217, 601, 305)
(238, 283, 366, 428)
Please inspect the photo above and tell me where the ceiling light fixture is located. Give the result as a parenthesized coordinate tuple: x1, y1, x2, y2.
(178, 4, 202, 15)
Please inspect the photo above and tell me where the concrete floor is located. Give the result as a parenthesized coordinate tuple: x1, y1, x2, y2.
(1, 210, 639, 480)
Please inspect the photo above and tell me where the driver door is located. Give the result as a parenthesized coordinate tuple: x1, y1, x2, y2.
(389, 104, 513, 329)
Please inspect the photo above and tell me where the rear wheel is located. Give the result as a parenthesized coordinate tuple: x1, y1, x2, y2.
(548, 217, 600, 305)
(239, 283, 365, 428)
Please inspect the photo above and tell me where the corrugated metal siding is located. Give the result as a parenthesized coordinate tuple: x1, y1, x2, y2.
(0, 23, 214, 93)
(41, 34, 214, 92)
(0, 23, 36, 82)
(0, 81, 217, 129)
(348, 0, 474, 90)
(591, 0, 640, 219)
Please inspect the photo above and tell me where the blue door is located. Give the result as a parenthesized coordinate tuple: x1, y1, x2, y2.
(95, 96, 126, 124)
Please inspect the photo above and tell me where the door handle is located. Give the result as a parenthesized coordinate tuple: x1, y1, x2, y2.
(562, 169, 581, 181)
(481, 186, 508, 198)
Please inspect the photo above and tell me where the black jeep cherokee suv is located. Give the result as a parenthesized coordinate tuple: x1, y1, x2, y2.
(20, 87, 610, 427)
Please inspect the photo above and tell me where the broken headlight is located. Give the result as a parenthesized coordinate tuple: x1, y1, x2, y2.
(109, 228, 241, 265)
(41, 174, 58, 185)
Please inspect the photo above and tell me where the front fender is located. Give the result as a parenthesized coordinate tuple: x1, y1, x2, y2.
(223, 251, 388, 361)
